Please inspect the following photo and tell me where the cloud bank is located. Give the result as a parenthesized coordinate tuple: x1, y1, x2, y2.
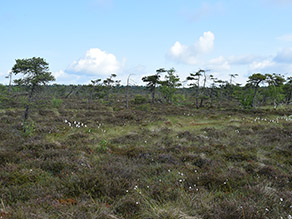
(167, 31, 215, 65)
(67, 48, 124, 76)
(277, 33, 292, 42)
(274, 48, 292, 63)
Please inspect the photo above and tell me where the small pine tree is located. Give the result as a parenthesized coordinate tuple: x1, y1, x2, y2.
(12, 57, 55, 132)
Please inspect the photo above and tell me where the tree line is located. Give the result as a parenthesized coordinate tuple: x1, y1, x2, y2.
(142, 68, 291, 109)
(1, 57, 292, 131)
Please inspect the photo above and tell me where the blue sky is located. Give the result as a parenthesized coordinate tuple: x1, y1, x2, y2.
(1, 0, 292, 85)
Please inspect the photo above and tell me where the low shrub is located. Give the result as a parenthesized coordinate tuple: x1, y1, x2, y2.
(133, 95, 147, 104)
(51, 97, 63, 108)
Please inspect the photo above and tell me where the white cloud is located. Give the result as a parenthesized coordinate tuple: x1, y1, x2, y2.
(204, 54, 265, 73)
(167, 31, 215, 65)
(209, 56, 225, 65)
(277, 34, 292, 42)
(200, 54, 268, 73)
(67, 48, 124, 76)
(52, 70, 83, 85)
(274, 48, 292, 63)
(198, 32, 215, 53)
(169, 42, 185, 57)
(228, 55, 265, 65)
(244, 48, 292, 74)
(53, 70, 67, 79)
(249, 60, 275, 71)
(208, 56, 231, 71)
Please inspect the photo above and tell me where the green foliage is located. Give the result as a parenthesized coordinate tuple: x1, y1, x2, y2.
(172, 94, 186, 105)
(142, 68, 164, 103)
(235, 88, 253, 109)
(103, 74, 120, 87)
(265, 73, 286, 107)
(247, 73, 266, 87)
(22, 121, 35, 136)
(265, 73, 285, 87)
(51, 97, 63, 108)
(142, 74, 161, 91)
(89, 79, 108, 99)
(133, 94, 148, 104)
(19, 96, 28, 106)
(0, 85, 10, 107)
(12, 57, 55, 87)
(11, 57, 55, 132)
(135, 103, 151, 111)
(267, 86, 284, 104)
(186, 69, 210, 108)
(283, 77, 292, 103)
(247, 73, 267, 107)
(159, 68, 181, 103)
(102, 74, 120, 101)
(0, 84, 7, 92)
(97, 139, 108, 152)
(186, 69, 205, 88)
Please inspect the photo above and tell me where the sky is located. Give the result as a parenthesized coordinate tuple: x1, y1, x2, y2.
(1, 0, 292, 86)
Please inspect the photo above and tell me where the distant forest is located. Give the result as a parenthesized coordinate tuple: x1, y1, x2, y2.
(1, 57, 292, 114)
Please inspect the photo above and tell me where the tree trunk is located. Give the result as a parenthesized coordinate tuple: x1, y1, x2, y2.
(273, 100, 277, 109)
(23, 85, 35, 132)
(199, 98, 204, 108)
(199, 88, 204, 108)
(251, 86, 258, 108)
(8, 73, 12, 94)
(195, 87, 200, 109)
(195, 98, 199, 109)
(262, 94, 267, 105)
(151, 89, 155, 104)
(126, 86, 129, 109)
(286, 91, 292, 105)
(65, 86, 77, 99)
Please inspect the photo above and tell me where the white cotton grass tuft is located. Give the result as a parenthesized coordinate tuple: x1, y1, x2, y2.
(250, 115, 292, 124)
(64, 119, 88, 129)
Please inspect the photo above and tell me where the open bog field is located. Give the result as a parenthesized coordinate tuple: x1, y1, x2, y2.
(0, 100, 292, 219)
